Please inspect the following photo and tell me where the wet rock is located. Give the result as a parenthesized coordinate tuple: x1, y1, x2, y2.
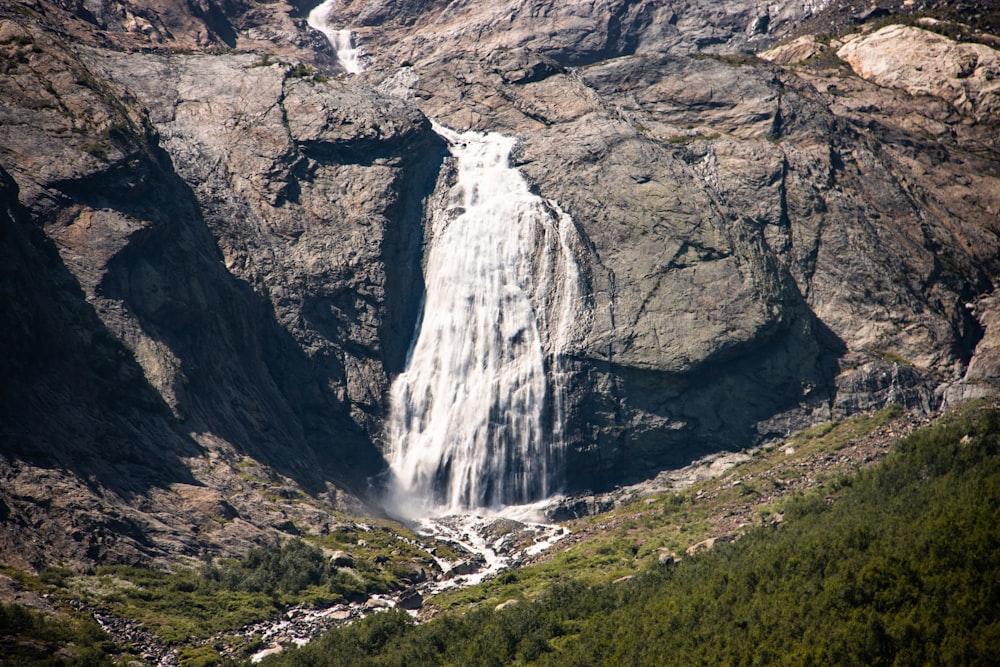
(396, 588, 423, 610)
(446, 558, 484, 578)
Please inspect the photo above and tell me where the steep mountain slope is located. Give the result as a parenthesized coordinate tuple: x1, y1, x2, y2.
(0, 10, 406, 568)
(0, 0, 998, 568)
(337, 0, 1000, 483)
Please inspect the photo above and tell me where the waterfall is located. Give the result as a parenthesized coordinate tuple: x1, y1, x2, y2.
(307, 0, 363, 74)
(385, 124, 580, 518)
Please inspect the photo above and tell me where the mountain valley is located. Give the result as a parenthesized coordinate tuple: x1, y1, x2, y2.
(1, 0, 999, 662)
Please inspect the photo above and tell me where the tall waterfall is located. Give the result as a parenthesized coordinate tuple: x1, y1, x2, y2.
(307, 0, 363, 74)
(386, 124, 580, 518)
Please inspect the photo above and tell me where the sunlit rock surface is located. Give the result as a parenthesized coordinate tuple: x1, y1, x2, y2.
(0, 0, 998, 565)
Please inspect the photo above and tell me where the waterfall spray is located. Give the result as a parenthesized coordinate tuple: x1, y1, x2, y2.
(386, 124, 580, 518)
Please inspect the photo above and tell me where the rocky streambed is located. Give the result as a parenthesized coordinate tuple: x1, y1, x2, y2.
(84, 441, 815, 664)
(77, 512, 568, 664)
(241, 512, 569, 662)
(65, 409, 928, 664)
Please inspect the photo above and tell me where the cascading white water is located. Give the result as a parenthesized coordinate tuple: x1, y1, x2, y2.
(385, 124, 580, 518)
(307, 0, 363, 74)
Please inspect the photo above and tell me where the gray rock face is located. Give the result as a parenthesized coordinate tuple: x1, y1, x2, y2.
(1, 0, 999, 565)
(370, 36, 998, 485)
(0, 8, 438, 567)
(324, 0, 832, 68)
(80, 48, 444, 437)
(837, 24, 1000, 119)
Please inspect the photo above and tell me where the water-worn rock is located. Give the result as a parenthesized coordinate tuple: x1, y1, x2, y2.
(396, 588, 423, 610)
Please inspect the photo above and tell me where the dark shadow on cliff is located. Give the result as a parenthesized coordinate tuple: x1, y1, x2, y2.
(54, 144, 387, 498)
(563, 303, 847, 495)
(380, 129, 445, 376)
(0, 166, 201, 504)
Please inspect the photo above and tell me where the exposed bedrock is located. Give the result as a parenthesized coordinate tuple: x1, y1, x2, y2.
(367, 42, 998, 488)
(0, 0, 998, 563)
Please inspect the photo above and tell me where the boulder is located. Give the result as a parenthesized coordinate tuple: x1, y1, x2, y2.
(330, 551, 356, 568)
(396, 588, 423, 610)
(837, 24, 1000, 119)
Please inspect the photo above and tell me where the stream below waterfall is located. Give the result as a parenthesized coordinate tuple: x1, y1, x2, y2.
(241, 4, 581, 662)
(246, 508, 569, 663)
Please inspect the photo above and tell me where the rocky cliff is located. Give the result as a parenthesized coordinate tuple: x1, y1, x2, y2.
(1, 0, 998, 567)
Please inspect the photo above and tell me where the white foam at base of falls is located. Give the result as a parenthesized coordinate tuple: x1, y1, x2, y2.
(385, 123, 580, 518)
(413, 506, 570, 592)
(307, 0, 363, 74)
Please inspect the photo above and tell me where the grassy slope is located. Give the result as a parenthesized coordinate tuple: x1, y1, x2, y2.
(426, 405, 910, 613)
(261, 401, 1000, 666)
(0, 598, 116, 666)
(0, 516, 451, 665)
(2, 403, 996, 665)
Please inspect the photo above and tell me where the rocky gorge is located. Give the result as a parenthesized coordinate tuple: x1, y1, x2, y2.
(1, 0, 999, 579)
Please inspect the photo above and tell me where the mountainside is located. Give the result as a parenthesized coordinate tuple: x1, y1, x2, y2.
(1, 0, 999, 569)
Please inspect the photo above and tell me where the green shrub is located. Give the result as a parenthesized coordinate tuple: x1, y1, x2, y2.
(0, 601, 117, 665)
(261, 405, 1000, 667)
(178, 645, 225, 667)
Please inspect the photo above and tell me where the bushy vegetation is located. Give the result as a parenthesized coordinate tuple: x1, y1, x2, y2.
(0, 515, 445, 654)
(90, 539, 370, 644)
(200, 538, 347, 599)
(0, 600, 116, 666)
(428, 405, 904, 613)
(261, 404, 1000, 666)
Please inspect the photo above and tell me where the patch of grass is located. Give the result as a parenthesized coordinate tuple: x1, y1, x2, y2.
(37, 566, 74, 588)
(76, 538, 407, 643)
(870, 348, 914, 366)
(789, 403, 904, 453)
(55, 523, 451, 645)
(82, 141, 109, 161)
(261, 402, 1000, 667)
(694, 52, 763, 67)
(249, 53, 274, 68)
(429, 405, 906, 613)
(287, 63, 328, 82)
(178, 645, 226, 667)
(90, 566, 277, 644)
(664, 132, 721, 145)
